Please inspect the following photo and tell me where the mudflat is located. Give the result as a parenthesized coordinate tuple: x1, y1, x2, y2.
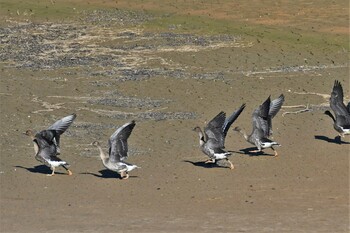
(0, 1, 349, 232)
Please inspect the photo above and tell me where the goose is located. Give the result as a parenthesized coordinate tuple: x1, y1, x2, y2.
(234, 95, 284, 156)
(24, 113, 76, 176)
(92, 120, 139, 179)
(193, 104, 245, 169)
(324, 80, 350, 137)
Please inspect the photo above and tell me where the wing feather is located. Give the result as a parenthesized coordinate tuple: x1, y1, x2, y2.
(269, 94, 284, 118)
(330, 80, 350, 123)
(48, 113, 77, 134)
(222, 103, 245, 137)
(204, 111, 226, 146)
(268, 94, 285, 136)
(252, 97, 270, 137)
(47, 114, 77, 153)
(108, 121, 136, 163)
(34, 131, 58, 161)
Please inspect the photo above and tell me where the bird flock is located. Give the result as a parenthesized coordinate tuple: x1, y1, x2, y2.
(24, 80, 349, 179)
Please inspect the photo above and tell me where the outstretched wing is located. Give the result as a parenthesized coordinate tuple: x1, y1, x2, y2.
(330, 80, 350, 122)
(222, 103, 246, 137)
(47, 113, 77, 153)
(269, 94, 284, 118)
(34, 130, 58, 161)
(36, 130, 57, 143)
(48, 113, 77, 134)
(204, 111, 226, 147)
(108, 121, 136, 163)
(252, 96, 270, 137)
(331, 80, 344, 103)
(268, 94, 285, 136)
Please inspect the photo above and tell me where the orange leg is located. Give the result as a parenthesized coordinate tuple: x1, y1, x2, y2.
(227, 160, 234, 170)
(47, 167, 55, 176)
(204, 159, 215, 164)
(250, 149, 261, 153)
(271, 147, 278, 157)
(122, 173, 129, 180)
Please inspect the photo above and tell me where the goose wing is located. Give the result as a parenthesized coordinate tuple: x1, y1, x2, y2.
(267, 94, 285, 136)
(47, 114, 77, 152)
(252, 96, 270, 137)
(36, 130, 57, 143)
(331, 80, 344, 103)
(204, 111, 226, 147)
(269, 94, 284, 118)
(252, 96, 271, 137)
(222, 103, 246, 137)
(252, 111, 269, 138)
(48, 113, 77, 134)
(34, 131, 58, 161)
(108, 121, 136, 163)
(250, 126, 265, 143)
(330, 80, 350, 122)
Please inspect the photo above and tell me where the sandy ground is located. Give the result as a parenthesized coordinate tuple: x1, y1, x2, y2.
(0, 1, 349, 232)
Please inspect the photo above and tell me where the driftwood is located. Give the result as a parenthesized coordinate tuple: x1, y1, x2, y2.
(281, 91, 333, 117)
(282, 104, 329, 117)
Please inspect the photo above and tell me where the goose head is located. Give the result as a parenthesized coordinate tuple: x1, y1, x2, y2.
(91, 141, 100, 147)
(193, 126, 205, 146)
(192, 126, 202, 133)
(23, 129, 36, 140)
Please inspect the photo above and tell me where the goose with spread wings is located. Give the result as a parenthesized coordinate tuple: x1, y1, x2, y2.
(234, 95, 284, 156)
(324, 80, 350, 138)
(193, 104, 245, 169)
(92, 120, 139, 179)
(24, 113, 76, 176)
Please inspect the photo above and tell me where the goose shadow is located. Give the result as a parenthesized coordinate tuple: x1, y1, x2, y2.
(14, 165, 67, 175)
(182, 160, 230, 169)
(229, 147, 275, 157)
(314, 135, 349, 144)
(80, 169, 138, 179)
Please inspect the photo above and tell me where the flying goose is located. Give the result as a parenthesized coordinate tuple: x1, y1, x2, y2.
(324, 80, 350, 137)
(193, 104, 246, 169)
(24, 113, 76, 176)
(92, 120, 139, 180)
(234, 95, 284, 156)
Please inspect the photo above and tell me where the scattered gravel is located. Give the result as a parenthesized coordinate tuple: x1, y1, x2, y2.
(81, 9, 153, 26)
(96, 111, 197, 121)
(0, 18, 241, 73)
(88, 97, 171, 108)
(2, 11, 342, 133)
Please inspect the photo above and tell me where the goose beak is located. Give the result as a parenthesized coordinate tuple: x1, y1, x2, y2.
(23, 131, 30, 136)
